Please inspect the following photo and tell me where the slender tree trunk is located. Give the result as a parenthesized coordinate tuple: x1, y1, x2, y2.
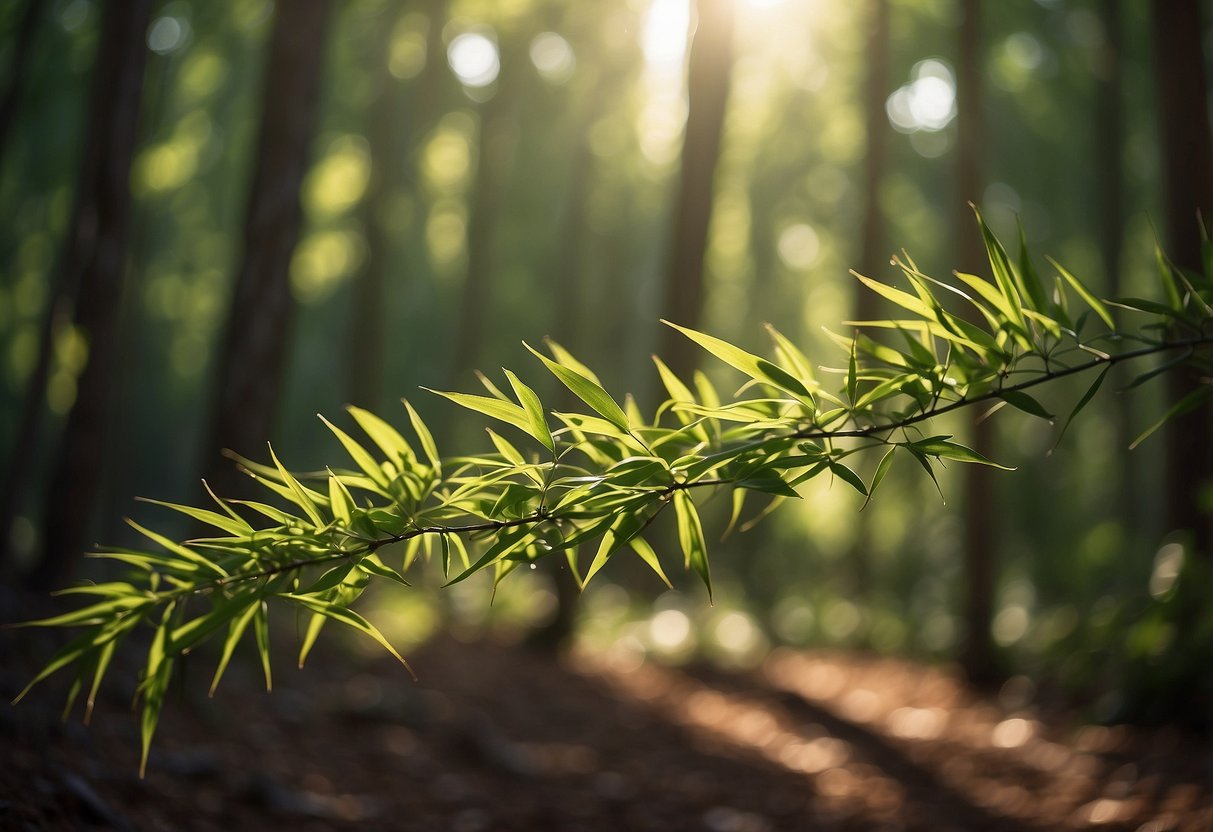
(657, 0, 736, 382)
(849, 0, 892, 621)
(348, 10, 403, 412)
(453, 41, 523, 377)
(1150, 0, 1213, 561)
(955, 0, 999, 686)
(856, 0, 891, 317)
(1093, 0, 1135, 542)
(0, 0, 41, 167)
(201, 1, 333, 500)
(25, 0, 153, 589)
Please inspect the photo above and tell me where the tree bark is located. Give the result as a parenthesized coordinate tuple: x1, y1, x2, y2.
(453, 37, 524, 378)
(0, 0, 42, 167)
(1150, 0, 1213, 560)
(954, 0, 1000, 686)
(201, 1, 333, 500)
(856, 0, 891, 318)
(849, 0, 892, 619)
(657, 0, 736, 382)
(25, 0, 153, 589)
(347, 9, 403, 412)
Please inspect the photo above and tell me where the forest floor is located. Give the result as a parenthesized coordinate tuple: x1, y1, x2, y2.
(3, 607, 1211, 831)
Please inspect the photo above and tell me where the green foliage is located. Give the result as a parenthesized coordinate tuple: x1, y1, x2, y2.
(12, 221, 1213, 773)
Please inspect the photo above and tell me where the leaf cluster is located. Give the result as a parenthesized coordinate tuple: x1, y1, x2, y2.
(11, 216, 1213, 774)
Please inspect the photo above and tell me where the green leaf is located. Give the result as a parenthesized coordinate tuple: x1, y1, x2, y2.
(253, 601, 272, 692)
(1130, 385, 1213, 450)
(629, 536, 672, 588)
(910, 437, 1015, 470)
(426, 389, 534, 438)
(357, 552, 411, 586)
(543, 337, 603, 384)
(974, 206, 1026, 329)
(327, 472, 353, 524)
(584, 510, 645, 586)
(268, 446, 325, 528)
(736, 470, 800, 498)
(127, 520, 229, 577)
(1049, 257, 1114, 330)
(1016, 218, 1049, 311)
(298, 612, 327, 669)
(320, 415, 389, 488)
(862, 446, 898, 510)
(673, 491, 711, 601)
(662, 321, 814, 403)
(504, 369, 554, 451)
(136, 497, 251, 536)
(827, 460, 868, 496)
(349, 406, 413, 466)
(1054, 364, 1110, 449)
(526, 343, 630, 431)
(210, 600, 259, 696)
(404, 400, 441, 473)
(997, 390, 1054, 421)
(284, 594, 415, 679)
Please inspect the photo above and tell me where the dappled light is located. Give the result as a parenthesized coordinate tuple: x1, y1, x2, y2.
(2, 0, 1212, 827)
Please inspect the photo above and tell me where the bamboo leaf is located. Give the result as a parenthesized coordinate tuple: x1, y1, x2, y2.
(210, 600, 259, 696)
(630, 536, 673, 589)
(403, 400, 441, 473)
(827, 460, 868, 496)
(284, 594, 415, 679)
(349, 406, 413, 465)
(268, 446, 325, 528)
(426, 389, 536, 439)
(1053, 365, 1110, 450)
(910, 437, 1015, 470)
(663, 321, 814, 403)
(673, 491, 711, 601)
(997, 389, 1054, 421)
(1049, 256, 1114, 329)
(862, 446, 898, 510)
(526, 343, 631, 431)
(504, 369, 554, 451)
(1130, 385, 1213, 450)
(320, 415, 389, 488)
(253, 601, 272, 692)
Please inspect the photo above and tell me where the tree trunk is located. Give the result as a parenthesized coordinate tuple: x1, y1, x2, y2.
(1150, 0, 1213, 560)
(1093, 0, 1135, 540)
(25, 0, 153, 589)
(453, 38, 523, 378)
(856, 0, 891, 318)
(954, 0, 1000, 686)
(848, 0, 892, 622)
(347, 9, 403, 412)
(656, 0, 736, 382)
(201, 1, 333, 500)
(0, 0, 42, 166)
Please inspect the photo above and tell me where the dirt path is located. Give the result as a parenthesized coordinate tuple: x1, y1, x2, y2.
(3, 631, 1210, 831)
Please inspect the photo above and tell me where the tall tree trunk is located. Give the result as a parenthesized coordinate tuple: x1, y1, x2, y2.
(348, 9, 403, 412)
(201, 1, 333, 500)
(1150, 0, 1213, 561)
(0, 0, 42, 166)
(1093, 0, 1135, 539)
(848, 0, 892, 623)
(24, 0, 153, 589)
(657, 0, 736, 382)
(856, 0, 891, 318)
(453, 39, 523, 377)
(955, 0, 999, 686)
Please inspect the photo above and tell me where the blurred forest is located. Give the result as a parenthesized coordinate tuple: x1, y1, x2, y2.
(1, 0, 1211, 736)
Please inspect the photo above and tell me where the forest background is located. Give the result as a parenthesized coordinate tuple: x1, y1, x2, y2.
(1, 0, 1211, 730)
